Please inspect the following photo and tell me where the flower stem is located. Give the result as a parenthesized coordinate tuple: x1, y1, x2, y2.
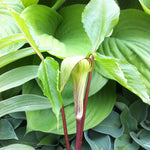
(75, 69, 93, 150)
(61, 106, 71, 150)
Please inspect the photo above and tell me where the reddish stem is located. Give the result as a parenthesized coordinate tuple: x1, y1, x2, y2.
(75, 70, 93, 150)
(61, 106, 71, 150)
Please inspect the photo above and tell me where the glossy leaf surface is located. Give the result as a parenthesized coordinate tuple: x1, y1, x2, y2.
(21, 0, 39, 7)
(82, 0, 120, 50)
(0, 144, 34, 150)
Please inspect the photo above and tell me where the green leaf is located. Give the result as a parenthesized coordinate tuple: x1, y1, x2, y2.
(0, 1, 25, 56)
(21, 4, 92, 58)
(38, 57, 62, 121)
(0, 119, 18, 140)
(82, 0, 120, 50)
(139, 0, 150, 15)
(114, 134, 139, 150)
(26, 81, 116, 134)
(0, 66, 38, 92)
(0, 47, 47, 68)
(129, 101, 148, 123)
(0, 144, 34, 150)
(130, 129, 150, 150)
(0, 94, 51, 117)
(21, 0, 39, 7)
(93, 111, 124, 138)
(0, 33, 26, 50)
(98, 9, 150, 95)
(94, 52, 150, 105)
(60, 56, 85, 92)
(120, 108, 138, 134)
(84, 130, 111, 150)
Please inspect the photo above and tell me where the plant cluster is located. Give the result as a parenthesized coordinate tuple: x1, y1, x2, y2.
(0, 0, 150, 149)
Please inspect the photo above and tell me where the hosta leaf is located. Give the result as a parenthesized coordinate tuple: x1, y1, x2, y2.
(0, 1, 25, 56)
(84, 130, 111, 150)
(82, 0, 120, 50)
(26, 81, 116, 134)
(139, 0, 150, 15)
(21, 4, 92, 58)
(0, 33, 26, 49)
(38, 57, 62, 121)
(114, 134, 139, 150)
(0, 66, 38, 92)
(0, 47, 47, 68)
(0, 144, 34, 150)
(98, 9, 150, 95)
(94, 52, 150, 105)
(0, 119, 17, 140)
(130, 129, 150, 149)
(93, 111, 124, 138)
(21, 0, 39, 7)
(0, 94, 51, 117)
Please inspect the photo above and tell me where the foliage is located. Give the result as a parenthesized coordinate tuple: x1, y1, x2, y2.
(0, 0, 150, 149)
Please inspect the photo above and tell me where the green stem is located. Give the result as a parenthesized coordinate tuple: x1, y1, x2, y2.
(52, 0, 65, 10)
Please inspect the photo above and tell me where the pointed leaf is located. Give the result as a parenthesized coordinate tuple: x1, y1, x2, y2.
(98, 9, 150, 95)
(94, 52, 150, 105)
(0, 66, 38, 92)
(82, 0, 120, 50)
(38, 57, 62, 120)
(0, 119, 18, 140)
(0, 94, 51, 117)
(139, 0, 150, 15)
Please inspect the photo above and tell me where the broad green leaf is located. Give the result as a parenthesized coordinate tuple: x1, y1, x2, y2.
(26, 81, 116, 134)
(0, 47, 47, 68)
(21, 0, 39, 7)
(0, 119, 18, 140)
(0, 1, 25, 56)
(60, 56, 85, 92)
(82, 0, 120, 50)
(139, 0, 150, 15)
(0, 33, 26, 49)
(0, 66, 38, 92)
(21, 4, 92, 58)
(129, 101, 148, 123)
(8, 9, 44, 60)
(98, 9, 150, 95)
(130, 129, 150, 149)
(38, 57, 62, 121)
(84, 130, 111, 150)
(93, 111, 124, 138)
(114, 134, 139, 150)
(0, 94, 51, 117)
(0, 144, 34, 150)
(94, 52, 150, 105)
